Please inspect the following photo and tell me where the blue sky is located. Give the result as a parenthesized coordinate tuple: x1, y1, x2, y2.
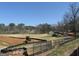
(0, 2, 73, 26)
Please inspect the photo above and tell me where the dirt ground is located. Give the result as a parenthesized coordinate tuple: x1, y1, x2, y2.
(0, 36, 25, 46)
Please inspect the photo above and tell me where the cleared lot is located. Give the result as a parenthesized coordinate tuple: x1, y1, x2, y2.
(0, 36, 25, 46)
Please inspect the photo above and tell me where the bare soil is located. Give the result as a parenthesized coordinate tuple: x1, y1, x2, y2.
(0, 36, 25, 46)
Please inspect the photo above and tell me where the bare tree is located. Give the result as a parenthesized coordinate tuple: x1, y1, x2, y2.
(63, 3, 79, 37)
(70, 3, 79, 37)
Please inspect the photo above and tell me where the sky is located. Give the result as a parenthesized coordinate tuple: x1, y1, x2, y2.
(0, 2, 73, 26)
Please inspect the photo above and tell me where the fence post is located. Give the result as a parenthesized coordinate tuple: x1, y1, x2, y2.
(45, 41, 48, 51)
(50, 41, 52, 49)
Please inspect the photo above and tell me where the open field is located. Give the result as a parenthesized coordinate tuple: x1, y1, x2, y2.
(0, 34, 64, 41)
(0, 34, 48, 38)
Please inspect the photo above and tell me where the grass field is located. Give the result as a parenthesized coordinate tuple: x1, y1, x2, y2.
(48, 38, 79, 56)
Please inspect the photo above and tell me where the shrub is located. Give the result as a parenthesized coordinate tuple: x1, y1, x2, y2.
(52, 33, 58, 37)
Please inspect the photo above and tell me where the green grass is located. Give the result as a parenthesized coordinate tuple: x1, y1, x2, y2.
(48, 38, 79, 56)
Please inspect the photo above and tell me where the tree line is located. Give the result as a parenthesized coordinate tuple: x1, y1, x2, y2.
(0, 23, 54, 34)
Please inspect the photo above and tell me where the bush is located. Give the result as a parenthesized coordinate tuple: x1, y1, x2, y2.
(52, 33, 58, 37)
